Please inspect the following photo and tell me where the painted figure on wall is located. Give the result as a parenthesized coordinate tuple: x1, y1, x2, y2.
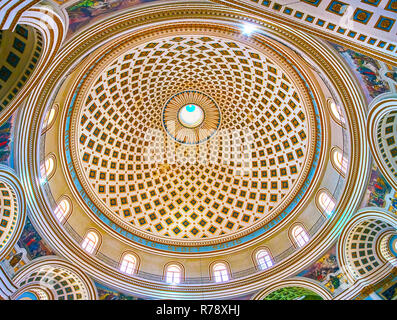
(0, 116, 14, 166)
(390, 197, 397, 211)
(67, 0, 160, 36)
(385, 70, 397, 84)
(364, 168, 392, 208)
(330, 43, 390, 101)
(18, 217, 55, 259)
(379, 282, 397, 300)
(298, 246, 339, 283)
(95, 282, 144, 300)
(297, 245, 349, 293)
(9, 252, 22, 267)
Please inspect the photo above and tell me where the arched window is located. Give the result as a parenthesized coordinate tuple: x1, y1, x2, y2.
(213, 263, 229, 283)
(329, 100, 345, 124)
(54, 199, 70, 222)
(81, 231, 99, 254)
(331, 147, 348, 175)
(165, 264, 182, 284)
(42, 106, 57, 132)
(318, 190, 336, 216)
(120, 254, 137, 275)
(256, 249, 273, 270)
(40, 156, 54, 180)
(292, 225, 309, 248)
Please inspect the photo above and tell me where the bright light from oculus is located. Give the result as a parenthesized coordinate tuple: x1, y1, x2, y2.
(178, 104, 204, 128)
(242, 23, 257, 35)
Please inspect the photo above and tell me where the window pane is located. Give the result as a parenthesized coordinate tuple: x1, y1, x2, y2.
(213, 263, 229, 282)
(166, 265, 181, 284)
(332, 148, 348, 174)
(257, 250, 273, 270)
(120, 254, 136, 275)
(54, 199, 70, 222)
(319, 191, 335, 216)
(43, 107, 56, 130)
(41, 157, 54, 180)
(330, 101, 345, 124)
(293, 226, 309, 248)
(82, 231, 98, 254)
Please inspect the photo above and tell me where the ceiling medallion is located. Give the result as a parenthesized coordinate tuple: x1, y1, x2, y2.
(162, 90, 221, 145)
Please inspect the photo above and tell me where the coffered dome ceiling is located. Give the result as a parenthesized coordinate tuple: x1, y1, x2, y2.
(66, 27, 318, 246)
(15, 2, 369, 298)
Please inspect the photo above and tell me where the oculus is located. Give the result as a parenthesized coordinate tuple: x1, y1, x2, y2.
(162, 90, 221, 145)
(178, 104, 205, 128)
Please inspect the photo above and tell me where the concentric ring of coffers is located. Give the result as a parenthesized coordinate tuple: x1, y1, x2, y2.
(367, 93, 397, 190)
(337, 208, 397, 286)
(18, 3, 368, 298)
(11, 256, 98, 300)
(65, 24, 320, 247)
(0, 166, 26, 261)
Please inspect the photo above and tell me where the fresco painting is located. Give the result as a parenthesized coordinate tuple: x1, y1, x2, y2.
(95, 281, 145, 300)
(17, 217, 55, 260)
(385, 70, 397, 84)
(66, 0, 161, 37)
(0, 115, 15, 167)
(296, 245, 346, 292)
(378, 281, 397, 300)
(297, 245, 339, 283)
(324, 273, 349, 293)
(361, 167, 392, 209)
(388, 191, 397, 214)
(355, 274, 397, 300)
(330, 43, 390, 102)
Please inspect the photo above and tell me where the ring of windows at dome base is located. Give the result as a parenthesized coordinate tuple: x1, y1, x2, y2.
(18, 4, 366, 298)
(330, 146, 348, 177)
(75, 222, 318, 285)
(211, 261, 231, 283)
(288, 223, 310, 249)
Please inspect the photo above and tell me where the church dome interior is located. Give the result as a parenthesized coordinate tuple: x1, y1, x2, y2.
(0, 0, 396, 302)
